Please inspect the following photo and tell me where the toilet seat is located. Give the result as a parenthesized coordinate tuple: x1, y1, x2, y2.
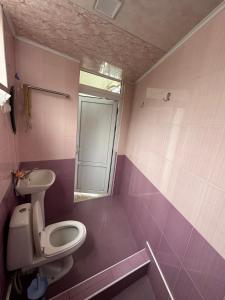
(41, 221, 86, 257)
(32, 201, 86, 258)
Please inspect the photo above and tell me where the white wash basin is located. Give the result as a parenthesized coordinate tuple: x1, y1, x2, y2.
(16, 169, 56, 195)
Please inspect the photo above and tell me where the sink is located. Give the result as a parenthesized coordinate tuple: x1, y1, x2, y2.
(16, 169, 56, 195)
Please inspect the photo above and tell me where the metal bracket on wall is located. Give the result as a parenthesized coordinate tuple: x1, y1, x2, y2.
(163, 92, 171, 102)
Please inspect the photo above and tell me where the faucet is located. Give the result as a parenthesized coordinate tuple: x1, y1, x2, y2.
(23, 168, 39, 179)
(12, 168, 39, 180)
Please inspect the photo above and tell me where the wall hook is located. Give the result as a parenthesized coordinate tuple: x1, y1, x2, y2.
(140, 101, 145, 108)
(163, 92, 171, 102)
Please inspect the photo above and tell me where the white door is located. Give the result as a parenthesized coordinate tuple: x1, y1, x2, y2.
(75, 95, 118, 194)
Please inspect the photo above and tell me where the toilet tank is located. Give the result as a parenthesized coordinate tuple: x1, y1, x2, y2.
(7, 203, 34, 271)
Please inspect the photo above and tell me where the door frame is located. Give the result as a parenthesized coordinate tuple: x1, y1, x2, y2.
(75, 84, 123, 195)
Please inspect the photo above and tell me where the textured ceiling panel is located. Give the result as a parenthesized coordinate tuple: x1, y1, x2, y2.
(1, 0, 165, 82)
(73, 0, 223, 51)
(1, 0, 223, 82)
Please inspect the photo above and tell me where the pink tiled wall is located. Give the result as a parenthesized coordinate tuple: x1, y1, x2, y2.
(0, 15, 17, 202)
(15, 39, 132, 161)
(118, 83, 134, 155)
(15, 40, 80, 162)
(0, 14, 17, 299)
(126, 8, 225, 259)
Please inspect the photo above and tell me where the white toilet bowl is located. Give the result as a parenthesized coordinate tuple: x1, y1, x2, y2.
(33, 200, 86, 259)
(7, 202, 87, 284)
(32, 200, 86, 283)
(41, 221, 86, 257)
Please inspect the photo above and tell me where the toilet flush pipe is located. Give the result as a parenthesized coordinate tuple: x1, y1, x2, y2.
(31, 191, 46, 226)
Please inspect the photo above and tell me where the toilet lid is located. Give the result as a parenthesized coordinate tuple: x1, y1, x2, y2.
(32, 201, 44, 256)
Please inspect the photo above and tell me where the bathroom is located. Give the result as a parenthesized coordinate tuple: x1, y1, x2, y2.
(0, 0, 225, 299)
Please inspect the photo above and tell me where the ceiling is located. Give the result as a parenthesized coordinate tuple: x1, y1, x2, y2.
(1, 0, 223, 82)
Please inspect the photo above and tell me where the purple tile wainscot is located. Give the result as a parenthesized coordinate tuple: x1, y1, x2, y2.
(20, 159, 75, 222)
(0, 185, 18, 299)
(115, 155, 225, 300)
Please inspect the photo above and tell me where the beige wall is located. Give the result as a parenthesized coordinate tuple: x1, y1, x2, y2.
(15, 40, 80, 162)
(126, 8, 225, 258)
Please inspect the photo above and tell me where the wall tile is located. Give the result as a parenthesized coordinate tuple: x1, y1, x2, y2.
(0, 14, 18, 299)
(155, 236, 181, 293)
(210, 130, 225, 190)
(213, 70, 225, 126)
(162, 207, 193, 262)
(173, 269, 204, 300)
(0, 247, 6, 300)
(0, 186, 18, 300)
(115, 156, 225, 300)
(195, 184, 225, 257)
(146, 192, 171, 232)
(15, 40, 79, 162)
(126, 8, 225, 262)
(113, 155, 125, 195)
(168, 166, 206, 225)
(183, 228, 225, 300)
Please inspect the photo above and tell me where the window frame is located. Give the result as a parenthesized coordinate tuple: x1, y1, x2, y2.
(0, 5, 8, 90)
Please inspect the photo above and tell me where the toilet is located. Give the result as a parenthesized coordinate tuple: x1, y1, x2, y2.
(7, 201, 86, 284)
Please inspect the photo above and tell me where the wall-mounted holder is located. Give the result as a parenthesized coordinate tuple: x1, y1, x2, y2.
(140, 91, 172, 108)
(140, 101, 145, 108)
(23, 84, 70, 98)
(163, 92, 171, 102)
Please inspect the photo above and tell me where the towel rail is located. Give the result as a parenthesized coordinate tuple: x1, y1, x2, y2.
(23, 84, 70, 98)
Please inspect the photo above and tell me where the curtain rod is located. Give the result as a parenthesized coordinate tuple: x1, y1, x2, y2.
(23, 84, 70, 98)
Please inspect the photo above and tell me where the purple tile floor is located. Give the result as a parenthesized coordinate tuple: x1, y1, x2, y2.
(46, 196, 139, 298)
(111, 275, 156, 300)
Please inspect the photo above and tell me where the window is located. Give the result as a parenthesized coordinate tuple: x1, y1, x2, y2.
(99, 62, 122, 80)
(79, 70, 122, 94)
(0, 6, 7, 88)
